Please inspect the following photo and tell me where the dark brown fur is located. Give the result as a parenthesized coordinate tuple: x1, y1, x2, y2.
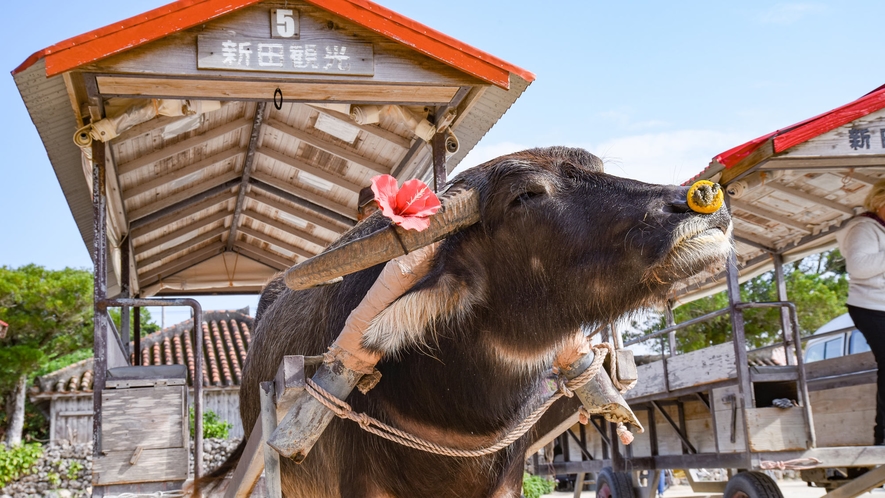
(196, 147, 731, 497)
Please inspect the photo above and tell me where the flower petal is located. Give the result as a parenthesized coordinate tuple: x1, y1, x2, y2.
(395, 179, 441, 217)
(371, 174, 400, 220)
(396, 215, 432, 231)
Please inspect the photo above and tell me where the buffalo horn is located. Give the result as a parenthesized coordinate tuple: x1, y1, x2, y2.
(284, 185, 480, 291)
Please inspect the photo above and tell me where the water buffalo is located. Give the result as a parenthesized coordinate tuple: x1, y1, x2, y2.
(199, 146, 732, 497)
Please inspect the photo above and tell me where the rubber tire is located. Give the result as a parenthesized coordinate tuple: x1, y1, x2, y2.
(596, 467, 635, 498)
(724, 471, 784, 498)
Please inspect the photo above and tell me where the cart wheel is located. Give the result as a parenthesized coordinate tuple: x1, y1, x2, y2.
(596, 467, 635, 498)
(724, 471, 783, 498)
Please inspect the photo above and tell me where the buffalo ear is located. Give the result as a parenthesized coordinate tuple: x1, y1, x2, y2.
(361, 272, 482, 354)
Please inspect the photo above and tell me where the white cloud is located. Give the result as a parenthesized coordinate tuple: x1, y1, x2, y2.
(453, 130, 742, 186)
(759, 3, 824, 24)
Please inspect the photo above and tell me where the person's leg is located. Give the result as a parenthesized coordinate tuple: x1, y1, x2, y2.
(847, 305, 885, 444)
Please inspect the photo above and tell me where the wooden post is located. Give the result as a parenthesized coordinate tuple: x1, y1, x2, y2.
(120, 235, 130, 359)
(665, 300, 677, 357)
(773, 253, 794, 365)
(724, 202, 753, 454)
(431, 131, 447, 193)
(259, 382, 281, 498)
(92, 141, 108, 497)
(134, 307, 141, 366)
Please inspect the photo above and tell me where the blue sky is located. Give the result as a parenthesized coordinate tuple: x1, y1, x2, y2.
(2, 1, 884, 325)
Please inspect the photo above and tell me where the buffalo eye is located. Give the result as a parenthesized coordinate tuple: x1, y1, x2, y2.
(510, 188, 546, 207)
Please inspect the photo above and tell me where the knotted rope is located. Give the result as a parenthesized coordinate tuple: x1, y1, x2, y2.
(759, 457, 822, 470)
(305, 344, 611, 458)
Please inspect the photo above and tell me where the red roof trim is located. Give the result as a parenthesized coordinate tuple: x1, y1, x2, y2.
(714, 84, 885, 169)
(303, 0, 535, 88)
(14, 0, 261, 77)
(13, 0, 533, 90)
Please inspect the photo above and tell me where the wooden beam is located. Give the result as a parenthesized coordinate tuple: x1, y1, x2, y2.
(135, 209, 231, 254)
(234, 244, 292, 271)
(250, 171, 356, 220)
(256, 147, 362, 193)
(823, 464, 885, 498)
(265, 119, 390, 175)
(97, 77, 460, 105)
(733, 234, 776, 253)
(303, 104, 411, 150)
(238, 225, 316, 259)
(762, 155, 885, 170)
(249, 181, 356, 228)
(720, 140, 775, 185)
(130, 189, 233, 238)
(124, 147, 246, 198)
(138, 242, 226, 283)
(227, 103, 266, 251)
(847, 171, 883, 187)
(242, 209, 333, 248)
(137, 226, 227, 268)
(223, 418, 264, 498)
(113, 114, 187, 144)
(731, 199, 812, 233)
(128, 171, 241, 221)
(392, 138, 426, 178)
(764, 182, 856, 216)
(117, 117, 251, 176)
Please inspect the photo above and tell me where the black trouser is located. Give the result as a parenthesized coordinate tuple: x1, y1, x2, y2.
(847, 305, 885, 444)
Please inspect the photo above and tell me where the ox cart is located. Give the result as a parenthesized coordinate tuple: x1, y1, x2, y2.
(530, 85, 885, 498)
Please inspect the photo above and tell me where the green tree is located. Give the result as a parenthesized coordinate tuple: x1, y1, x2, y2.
(0, 265, 93, 447)
(629, 250, 848, 354)
(108, 307, 160, 336)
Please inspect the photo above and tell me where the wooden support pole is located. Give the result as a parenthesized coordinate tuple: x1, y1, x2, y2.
(259, 382, 281, 498)
(725, 199, 754, 454)
(772, 253, 794, 366)
(92, 141, 108, 474)
(431, 131, 447, 193)
(133, 307, 141, 366)
(823, 464, 885, 498)
(120, 235, 130, 359)
(227, 103, 266, 251)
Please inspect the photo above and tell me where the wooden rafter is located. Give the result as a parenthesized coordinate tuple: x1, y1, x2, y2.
(256, 147, 362, 193)
(129, 170, 241, 221)
(139, 241, 226, 283)
(237, 225, 315, 259)
(135, 209, 231, 254)
(250, 172, 355, 220)
(242, 210, 332, 248)
(764, 182, 855, 216)
(227, 102, 266, 251)
(246, 189, 349, 234)
(234, 244, 292, 271)
(117, 117, 251, 176)
(733, 233, 776, 253)
(731, 200, 811, 233)
(265, 119, 390, 175)
(302, 103, 411, 150)
(113, 114, 185, 143)
(124, 146, 246, 199)
(137, 226, 228, 268)
(130, 188, 233, 238)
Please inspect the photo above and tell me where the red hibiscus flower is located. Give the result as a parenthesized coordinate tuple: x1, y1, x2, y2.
(370, 175, 441, 231)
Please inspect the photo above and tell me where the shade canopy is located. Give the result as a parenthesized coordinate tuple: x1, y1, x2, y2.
(674, 84, 885, 305)
(14, 0, 533, 297)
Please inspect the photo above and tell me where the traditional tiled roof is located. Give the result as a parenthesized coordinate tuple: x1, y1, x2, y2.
(31, 309, 253, 397)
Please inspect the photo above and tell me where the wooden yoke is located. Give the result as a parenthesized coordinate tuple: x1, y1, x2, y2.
(555, 333, 644, 434)
(267, 244, 438, 461)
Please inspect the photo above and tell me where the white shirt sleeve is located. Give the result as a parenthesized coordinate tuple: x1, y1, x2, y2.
(843, 221, 885, 280)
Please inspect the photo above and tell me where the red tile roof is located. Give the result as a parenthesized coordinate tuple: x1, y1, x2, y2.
(32, 309, 254, 396)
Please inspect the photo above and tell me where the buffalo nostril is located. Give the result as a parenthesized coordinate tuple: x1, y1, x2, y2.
(687, 180, 723, 214)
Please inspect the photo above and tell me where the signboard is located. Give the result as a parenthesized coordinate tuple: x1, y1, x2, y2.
(197, 35, 374, 76)
(271, 9, 300, 38)
(783, 108, 885, 157)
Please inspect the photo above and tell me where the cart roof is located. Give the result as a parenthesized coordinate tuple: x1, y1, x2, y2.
(13, 0, 533, 297)
(674, 84, 885, 305)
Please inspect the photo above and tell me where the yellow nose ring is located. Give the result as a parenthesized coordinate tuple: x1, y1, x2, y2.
(687, 180, 724, 214)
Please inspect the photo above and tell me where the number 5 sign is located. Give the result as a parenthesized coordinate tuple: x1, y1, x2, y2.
(271, 9, 300, 39)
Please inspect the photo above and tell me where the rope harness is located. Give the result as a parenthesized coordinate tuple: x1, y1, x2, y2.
(305, 343, 613, 458)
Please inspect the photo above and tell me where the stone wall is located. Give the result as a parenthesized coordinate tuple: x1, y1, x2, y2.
(1, 439, 240, 498)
